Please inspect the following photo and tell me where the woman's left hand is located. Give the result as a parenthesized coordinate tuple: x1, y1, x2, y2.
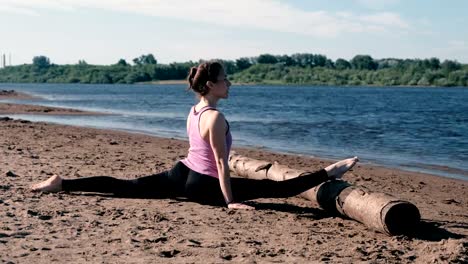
(227, 202, 255, 210)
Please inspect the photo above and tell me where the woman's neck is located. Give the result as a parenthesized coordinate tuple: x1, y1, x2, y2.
(198, 96, 218, 108)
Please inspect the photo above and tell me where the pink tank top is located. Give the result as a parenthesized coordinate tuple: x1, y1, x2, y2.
(182, 106, 232, 178)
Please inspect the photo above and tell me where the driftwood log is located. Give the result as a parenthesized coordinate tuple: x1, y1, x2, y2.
(228, 152, 420, 236)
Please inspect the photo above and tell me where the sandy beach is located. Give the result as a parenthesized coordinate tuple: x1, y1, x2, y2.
(0, 100, 466, 263)
(0, 90, 103, 116)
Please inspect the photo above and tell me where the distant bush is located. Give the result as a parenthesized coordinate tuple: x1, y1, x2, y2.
(0, 53, 466, 86)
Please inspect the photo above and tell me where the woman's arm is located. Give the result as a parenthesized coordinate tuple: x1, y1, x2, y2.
(207, 111, 232, 203)
(206, 111, 254, 209)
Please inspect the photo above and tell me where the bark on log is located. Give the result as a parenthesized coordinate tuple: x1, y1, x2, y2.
(228, 152, 420, 236)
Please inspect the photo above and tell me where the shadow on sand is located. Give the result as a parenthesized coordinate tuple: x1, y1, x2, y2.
(249, 201, 333, 220)
(408, 219, 467, 241)
(230, 201, 467, 241)
(63, 192, 466, 241)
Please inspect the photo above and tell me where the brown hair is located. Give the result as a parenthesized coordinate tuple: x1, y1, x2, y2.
(187, 61, 224, 96)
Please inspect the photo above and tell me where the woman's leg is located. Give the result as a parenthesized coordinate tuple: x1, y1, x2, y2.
(61, 172, 172, 198)
(231, 157, 358, 201)
(230, 169, 328, 201)
(184, 170, 225, 206)
(31, 161, 190, 198)
(31, 172, 172, 198)
(181, 157, 359, 205)
(181, 169, 329, 206)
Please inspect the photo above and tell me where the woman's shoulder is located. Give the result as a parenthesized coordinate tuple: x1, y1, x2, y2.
(203, 108, 226, 122)
(199, 108, 227, 137)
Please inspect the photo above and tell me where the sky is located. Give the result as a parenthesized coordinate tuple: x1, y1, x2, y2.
(0, 0, 467, 65)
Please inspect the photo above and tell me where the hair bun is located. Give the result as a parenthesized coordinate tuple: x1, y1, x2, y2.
(188, 67, 198, 87)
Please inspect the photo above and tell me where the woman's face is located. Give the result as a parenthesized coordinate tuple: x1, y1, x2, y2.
(209, 68, 231, 99)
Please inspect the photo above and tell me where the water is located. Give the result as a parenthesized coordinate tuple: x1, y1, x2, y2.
(1, 83, 467, 180)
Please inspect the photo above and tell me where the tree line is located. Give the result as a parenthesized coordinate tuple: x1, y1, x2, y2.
(0, 53, 466, 86)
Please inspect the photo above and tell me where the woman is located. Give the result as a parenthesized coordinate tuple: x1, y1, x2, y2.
(32, 61, 358, 210)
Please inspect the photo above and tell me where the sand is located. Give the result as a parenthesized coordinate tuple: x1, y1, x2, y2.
(0, 102, 466, 263)
(0, 91, 104, 116)
(0, 90, 37, 100)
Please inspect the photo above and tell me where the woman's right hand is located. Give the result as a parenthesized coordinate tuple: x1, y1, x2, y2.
(227, 202, 255, 210)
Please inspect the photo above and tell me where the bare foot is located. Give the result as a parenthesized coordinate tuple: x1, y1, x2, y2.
(31, 175, 63, 192)
(325, 157, 359, 179)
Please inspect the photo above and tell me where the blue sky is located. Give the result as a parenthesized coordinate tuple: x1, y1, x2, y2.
(0, 0, 467, 65)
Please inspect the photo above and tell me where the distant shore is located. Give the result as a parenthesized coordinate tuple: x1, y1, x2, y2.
(129, 80, 468, 88)
(1, 54, 466, 87)
(2, 81, 467, 88)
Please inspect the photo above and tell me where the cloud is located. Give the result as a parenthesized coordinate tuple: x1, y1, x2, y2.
(0, 0, 74, 12)
(447, 40, 468, 53)
(0, 5, 39, 16)
(428, 40, 468, 62)
(361, 12, 409, 29)
(0, 0, 411, 37)
(355, 0, 401, 10)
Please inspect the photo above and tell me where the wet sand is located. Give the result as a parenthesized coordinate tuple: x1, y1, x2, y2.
(0, 102, 466, 263)
(0, 90, 37, 100)
(0, 90, 103, 116)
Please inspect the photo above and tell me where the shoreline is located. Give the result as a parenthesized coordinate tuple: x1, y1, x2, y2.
(0, 97, 465, 189)
(0, 89, 39, 100)
(0, 103, 108, 116)
(2, 115, 467, 185)
(0, 99, 466, 181)
(1, 113, 467, 185)
(0, 90, 109, 116)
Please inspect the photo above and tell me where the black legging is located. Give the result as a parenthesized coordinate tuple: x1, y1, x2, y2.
(62, 161, 329, 206)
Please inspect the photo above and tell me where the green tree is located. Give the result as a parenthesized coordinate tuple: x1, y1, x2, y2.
(133, 54, 157, 65)
(324, 59, 335, 69)
(350, 55, 377, 70)
(312, 54, 327, 67)
(335, 58, 351, 70)
(277, 55, 294, 66)
(116, 59, 129, 66)
(291, 53, 314, 67)
(32, 56, 51, 68)
(422, 58, 440, 70)
(236, 57, 253, 70)
(257, 54, 278, 64)
(441, 60, 461, 71)
(219, 60, 237, 74)
(143, 54, 157, 64)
